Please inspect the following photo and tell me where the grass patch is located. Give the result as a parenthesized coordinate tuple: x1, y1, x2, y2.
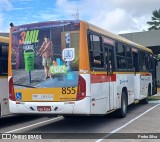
(149, 95, 160, 101)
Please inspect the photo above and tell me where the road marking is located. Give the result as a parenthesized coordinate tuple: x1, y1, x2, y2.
(5, 116, 63, 133)
(96, 104, 160, 142)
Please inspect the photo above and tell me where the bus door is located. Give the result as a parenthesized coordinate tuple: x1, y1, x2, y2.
(132, 50, 139, 99)
(150, 56, 157, 95)
(104, 44, 114, 110)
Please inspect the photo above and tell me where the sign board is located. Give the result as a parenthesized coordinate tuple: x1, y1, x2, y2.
(62, 48, 75, 61)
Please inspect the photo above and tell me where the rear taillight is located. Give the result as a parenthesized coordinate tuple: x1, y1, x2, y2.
(76, 75, 86, 100)
(9, 77, 15, 101)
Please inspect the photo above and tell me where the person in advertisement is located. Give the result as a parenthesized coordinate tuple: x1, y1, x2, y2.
(36, 36, 53, 80)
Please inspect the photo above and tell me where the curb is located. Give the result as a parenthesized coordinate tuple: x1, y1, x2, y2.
(149, 100, 160, 104)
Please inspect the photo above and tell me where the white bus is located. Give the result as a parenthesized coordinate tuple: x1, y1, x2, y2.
(9, 20, 157, 118)
(0, 36, 10, 117)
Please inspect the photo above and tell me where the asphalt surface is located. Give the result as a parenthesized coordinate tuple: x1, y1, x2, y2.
(0, 102, 160, 142)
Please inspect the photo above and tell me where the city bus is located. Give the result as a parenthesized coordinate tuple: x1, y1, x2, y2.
(8, 20, 157, 118)
(0, 36, 10, 117)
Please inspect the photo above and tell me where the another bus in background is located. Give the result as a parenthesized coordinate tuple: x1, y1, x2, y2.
(8, 20, 157, 118)
(0, 36, 10, 117)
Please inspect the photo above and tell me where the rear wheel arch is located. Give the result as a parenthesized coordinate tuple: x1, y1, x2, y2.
(116, 87, 128, 118)
(140, 84, 150, 104)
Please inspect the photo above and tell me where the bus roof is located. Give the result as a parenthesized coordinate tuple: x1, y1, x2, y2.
(10, 20, 152, 53)
(83, 21, 152, 53)
(0, 36, 9, 44)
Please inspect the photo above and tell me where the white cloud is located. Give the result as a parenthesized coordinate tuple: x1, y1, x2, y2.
(54, 0, 125, 32)
(1, 0, 160, 33)
(0, 13, 10, 32)
(54, 0, 160, 33)
(55, 0, 80, 19)
(17, 0, 33, 1)
(0, 13, 4, 27)
(89, 8, 135, 34)
(0, 0, 12, 11)
(40, 13, 61, 21)
(85, 0, 160, 33)
(12, 7, 31, 10)
(112, 0, 160, 15)
(0, 0, 12, 32)
(80, 0, 160, 33)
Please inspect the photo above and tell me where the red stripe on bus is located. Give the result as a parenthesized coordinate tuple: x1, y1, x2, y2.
(140, 73, 152, 76)
(91, 74, 116, 83)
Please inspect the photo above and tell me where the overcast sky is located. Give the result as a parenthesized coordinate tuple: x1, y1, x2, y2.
(0, 0, 160, 34)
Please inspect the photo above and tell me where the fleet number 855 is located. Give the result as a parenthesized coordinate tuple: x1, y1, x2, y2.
(62, 87, 76, 94)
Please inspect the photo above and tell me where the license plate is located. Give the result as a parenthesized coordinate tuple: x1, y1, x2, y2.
(32, 94, 53, 101)
(37, 106, 51, 111)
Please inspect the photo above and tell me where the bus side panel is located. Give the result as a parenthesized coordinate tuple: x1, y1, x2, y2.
(90, 74, 110, 114)
(90, 82, 109, 114)
(116, 73, 134, 106)
(0, 77, 10, 116)
(134, 74, 140, 100)
(139, 74, 152, 100)
(134, 73, 152, 100)
(127, 74, 134, 105)
(73, 97, 91, 114)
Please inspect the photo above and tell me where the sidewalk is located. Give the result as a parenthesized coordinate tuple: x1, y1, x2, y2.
(154, 89, 160, 96)
(149, 90, 160, 104)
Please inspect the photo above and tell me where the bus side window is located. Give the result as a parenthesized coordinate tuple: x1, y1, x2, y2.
(88, 33, 104, 69)
(139, 51, 146, 71)
(0, 44, 8, 75)
(116, 43, 126, 70)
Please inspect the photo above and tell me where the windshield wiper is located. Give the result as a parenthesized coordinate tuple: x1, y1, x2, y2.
(14, 84, 36, 88)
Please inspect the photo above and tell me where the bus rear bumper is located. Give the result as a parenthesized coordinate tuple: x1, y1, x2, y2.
(9, 98, 90, 115)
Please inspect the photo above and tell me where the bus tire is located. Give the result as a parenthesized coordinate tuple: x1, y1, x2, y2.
(116, 91, 127, 118)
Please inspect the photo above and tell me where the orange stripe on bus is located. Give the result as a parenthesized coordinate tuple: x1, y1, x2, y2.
(91, 74, 116, 83)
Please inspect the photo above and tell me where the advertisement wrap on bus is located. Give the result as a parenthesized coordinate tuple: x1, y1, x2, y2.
(11, 21, 80, 103)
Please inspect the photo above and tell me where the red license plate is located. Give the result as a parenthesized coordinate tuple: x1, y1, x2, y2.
(37, 106, 51, 111)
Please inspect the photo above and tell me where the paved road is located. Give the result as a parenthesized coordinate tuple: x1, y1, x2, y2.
(0, 103, 160, 142)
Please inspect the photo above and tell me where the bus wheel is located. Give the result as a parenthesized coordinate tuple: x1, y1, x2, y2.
(116, 91, 127, 118)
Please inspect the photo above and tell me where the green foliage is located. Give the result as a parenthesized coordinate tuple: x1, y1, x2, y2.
(147, 9, 160, 30)
(149, 95, 160, 100)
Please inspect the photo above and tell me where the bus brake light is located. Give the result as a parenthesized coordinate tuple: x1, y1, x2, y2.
(9, 77, 16, 101)
(76, 75, 86, 100)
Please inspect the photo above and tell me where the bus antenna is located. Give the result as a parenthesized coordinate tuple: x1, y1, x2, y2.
(72, 8, 79, 20)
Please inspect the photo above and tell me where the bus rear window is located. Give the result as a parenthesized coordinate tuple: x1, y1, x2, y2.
(11, 21, 80, 89)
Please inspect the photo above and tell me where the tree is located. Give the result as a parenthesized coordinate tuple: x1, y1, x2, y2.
(147, 9, 160, 30)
